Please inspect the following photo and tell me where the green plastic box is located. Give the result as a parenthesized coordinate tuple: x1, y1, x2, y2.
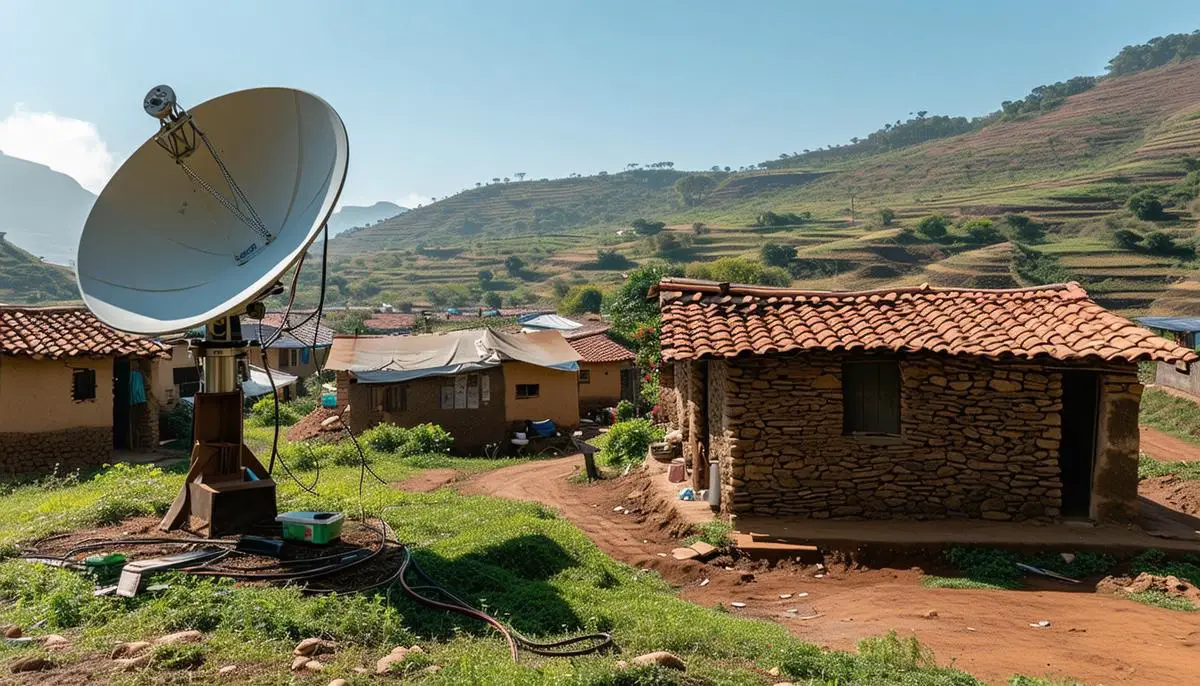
(275, 511, 344, 545)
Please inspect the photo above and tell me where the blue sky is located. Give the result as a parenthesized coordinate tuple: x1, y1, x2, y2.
(2, 1, 1199, 207)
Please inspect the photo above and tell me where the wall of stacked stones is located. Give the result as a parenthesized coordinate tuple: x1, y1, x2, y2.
(0, 426, 111, 475)
(696, 352, 1141, 522)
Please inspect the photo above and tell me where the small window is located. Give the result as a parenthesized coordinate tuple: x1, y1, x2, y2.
(579, 369, 591, 384)
(371, 385, 407, 412)
(72, 368, 97, 402)
(842, 361, 900, 435)
(515, 383, 540, 399)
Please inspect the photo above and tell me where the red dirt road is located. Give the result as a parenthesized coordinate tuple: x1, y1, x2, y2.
(1139, 425, 1200, 463)
(459, 457, 1200, 686)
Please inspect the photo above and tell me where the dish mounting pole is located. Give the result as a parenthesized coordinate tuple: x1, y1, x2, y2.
(159, 313, 277, 537)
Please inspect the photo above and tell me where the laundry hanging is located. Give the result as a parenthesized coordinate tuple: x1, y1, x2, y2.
(129, 369, 147, 405)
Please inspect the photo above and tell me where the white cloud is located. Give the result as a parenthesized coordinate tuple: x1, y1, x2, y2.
(0, 105, 115, 194)
(398, 192, 433, 208)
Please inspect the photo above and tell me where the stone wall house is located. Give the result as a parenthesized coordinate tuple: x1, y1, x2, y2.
(566, 329, 638, 412)
(0, 306, 168, 475)
(656, 279, 1196, 524)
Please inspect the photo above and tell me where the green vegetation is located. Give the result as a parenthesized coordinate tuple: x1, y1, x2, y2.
(599, 419, 664, 469)
(559, 285, 605, 314)
(760, 242, 797, 268)
(1107, 30, 1200, 76)
(685, 256, 791, 287)
(1127, 190, 1166, 220)
(999, 76, 1097, 120)
(0, 440, 986, 683)
(1138, 455, 1200, 481)
(0, 235, 77, 304)
(683, 520, 733, 549)
(1139, 387, 1200, 445)
(922, 547, 1114, 590)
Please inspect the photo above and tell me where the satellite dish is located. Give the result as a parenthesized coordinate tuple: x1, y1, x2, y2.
(77, 86, 349, 335)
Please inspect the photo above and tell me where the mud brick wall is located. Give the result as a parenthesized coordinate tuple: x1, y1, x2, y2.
(0, 426, 111, 475)
(1093, 369, 1143, 522)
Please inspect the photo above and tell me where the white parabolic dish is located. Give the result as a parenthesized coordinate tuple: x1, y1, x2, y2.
(77, 87, 348, 335)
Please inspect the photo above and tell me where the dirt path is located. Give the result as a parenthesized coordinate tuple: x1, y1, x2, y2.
(1140, 425, 1200, 463)
(460, 457, 1200, 686)
(392, 468, 463, 493)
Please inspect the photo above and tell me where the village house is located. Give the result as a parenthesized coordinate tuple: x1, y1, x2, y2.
(326, 328, 581, 451)
(245, 312, 335, 380)
(0, 306, 168, 474)
(1136, 316, 1200, 398)
(656, 279, 1195, 524)
(565, 327, 639, 411)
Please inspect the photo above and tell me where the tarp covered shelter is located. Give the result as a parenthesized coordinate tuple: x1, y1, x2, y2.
(326, 329, 581, 384)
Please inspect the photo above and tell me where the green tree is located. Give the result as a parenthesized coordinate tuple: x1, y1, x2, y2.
(1127, 190, 1165, 220)
(477, 269, 494, 284)
(1145, 231, 1179, 255)
(653, 232, 692, 257)
(483, 292, 503, 309)
(877, 208, 896, 226)
(962, 218, 1002, 244)
(504, 254, 525, 275)
(1004, 214, 1043, 242)
(685, 256, 790, 287)
(560, 285, 604, 314)
(603, 261, 683, 337)
(673, 175, 718, 207)
(1113, 229, 1144, 249)
(692, 222, 709, 234)
(759, 242, 797, 268)
(631, 219, 666, 236)
(916, 215, 950, 239)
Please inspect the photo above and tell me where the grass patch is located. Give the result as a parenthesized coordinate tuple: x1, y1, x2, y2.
(923, 547, 1115, 590)
(0, 449, 985, 683)
(683, 520, 733, 548)
(1125, 590, 1199, 611)
(1138, 454, 1200, 480)
(1139, 387, 1200, 445)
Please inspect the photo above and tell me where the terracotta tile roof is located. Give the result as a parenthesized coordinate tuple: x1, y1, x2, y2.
(656, 278, 1197, 365)
(254, 312, 335, 348)
(562, 321, 612, 341)
(362, 313, 416, 331)
(0, 306, 168, 360)
(569, 333, 636, 364)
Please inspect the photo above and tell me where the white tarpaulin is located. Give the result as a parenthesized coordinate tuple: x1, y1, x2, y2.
(243, 365, 299, 398)
(326, 329, 581, 384)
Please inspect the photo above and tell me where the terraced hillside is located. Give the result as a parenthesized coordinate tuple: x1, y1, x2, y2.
(0, 234, 77, 304)
(322, 57, 1200, 314)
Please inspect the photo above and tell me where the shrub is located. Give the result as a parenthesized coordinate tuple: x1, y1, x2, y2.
(685, 256, 790, 287)
(360, 422, 453, 457)
(760, 242, 797, 267)
(247, 396, 303, 427)
(962, 218, 1003, 244)
(1113, 228, 1144, 249)
(631, 219, 666, 236)
(159, 402, 193, 443)
(560, 285, 604, 314)
(152, 644, 205, 670)
(878, 208, 896, 226)
(600, 419, 664, 468)
(1144, 231, 1183, 255)
(615, 400, 638, 422)
(1127, 190, 1165, 220)
(594, 248, 631, 269)
(916, 215, 950, 239)
(1005, 214, 1044, 241)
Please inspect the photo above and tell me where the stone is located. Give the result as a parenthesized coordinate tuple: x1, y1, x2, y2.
(155, 630, 202, 645)
(114, 654, 152, 671)
(110, 641, 153, 659)
(376, 645, 422, 675)
(2, 625, 20, 639)
(294, 637, 335, 656)
(671, 547, 700, 561)
(218, 665, 238, 676)
(423, 665, 442, 675)
(10, 656, 52, 673)
(42, 634, 70, 651)
(922, 610, 938, 619)
(631, 651, 686, 671)
(292, 656, 312, 671)
(688, 541, 719, 558)
(328, 680, 348, 686)
(988, 379, 1022, 393)
(304, 660, 325, 672)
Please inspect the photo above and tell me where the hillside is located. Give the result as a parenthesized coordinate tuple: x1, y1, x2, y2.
(327, 201, 407, 237)
(0, 233, 78, 304)
(0, 151, 95, 265)
(324, 56, 1200, 314)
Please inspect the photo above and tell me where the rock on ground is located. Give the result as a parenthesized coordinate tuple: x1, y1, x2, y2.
(631, 651, 686, 671)
(113, 654, 152, 671)
(110, 641, 152, 659)
(1098, 572, 1200, 604)
(155, 630, 202, 645)
(294, 637, 335, 656)
(376, 645, 423, 674)
(9, 656, 52, 673)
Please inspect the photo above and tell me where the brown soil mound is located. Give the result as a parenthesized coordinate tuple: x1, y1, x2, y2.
(1139, 475, 1200, 516)
(285, 406, 344, 443)
(1098, 572, 1200, 605)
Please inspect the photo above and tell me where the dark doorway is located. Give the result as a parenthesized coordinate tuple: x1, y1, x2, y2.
(113, 358, 131, 450)
(1059, 371, 1100, 518)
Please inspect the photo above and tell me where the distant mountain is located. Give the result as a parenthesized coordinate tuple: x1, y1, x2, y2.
(0, 152, 96, 265)
(0, 233, 78, 304)
(327, 201, 407, 237)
